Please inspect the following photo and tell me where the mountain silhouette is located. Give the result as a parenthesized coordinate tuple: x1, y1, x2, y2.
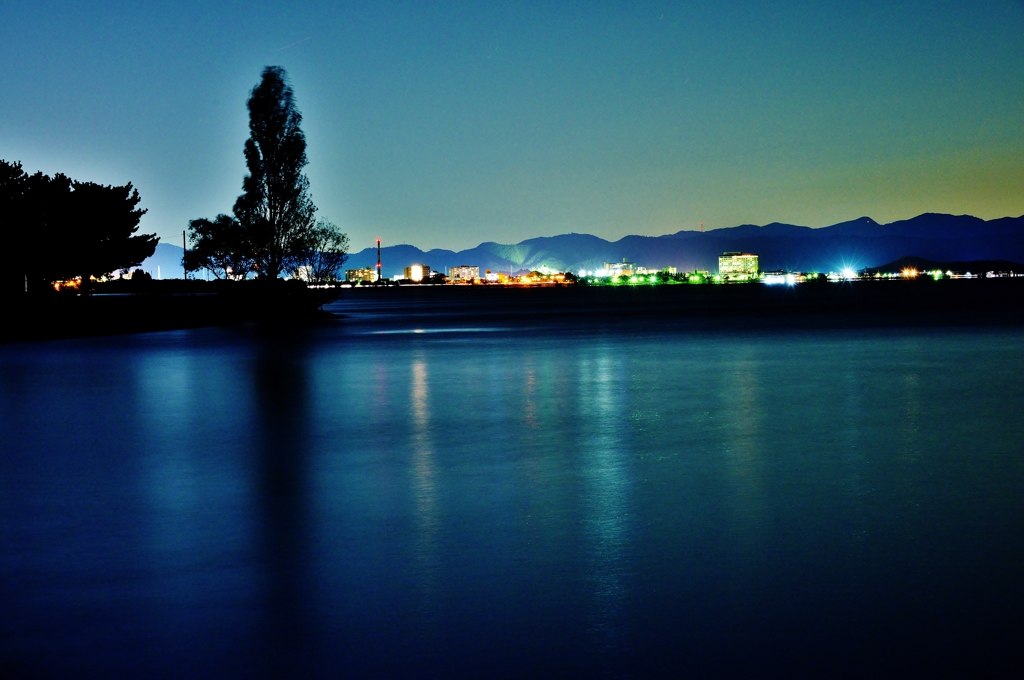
(139, 242, 186, 279)
(344, 213, 1024, 277)
(139, 212, 1024, 279)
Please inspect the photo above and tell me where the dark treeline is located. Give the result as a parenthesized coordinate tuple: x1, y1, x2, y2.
(2, 65, 348, 302)
(0, 160, 157, 294)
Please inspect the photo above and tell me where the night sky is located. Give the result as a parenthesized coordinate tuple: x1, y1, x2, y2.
(2, 1, 1022, 250)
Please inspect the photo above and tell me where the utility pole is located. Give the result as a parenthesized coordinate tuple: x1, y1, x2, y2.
(183, 230, 188, 280)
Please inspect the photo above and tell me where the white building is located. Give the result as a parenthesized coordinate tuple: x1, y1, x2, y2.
(718, 253, 759, 281)
(602, 259, 635, 277)
(403, 264, 431, 282)
(345, 267, 377, 282)
(448, 265, 480, 282)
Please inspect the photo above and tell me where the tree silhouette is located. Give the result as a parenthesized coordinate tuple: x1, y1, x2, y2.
(66, 179, 153, 290)
(1, 159, 155, 293)
(186, 66, 347, 283)
(0, 160, 28, 292)
(298, 218, 349, 284)
(234, 66, 317, 280)
(185, 214, 254, 280)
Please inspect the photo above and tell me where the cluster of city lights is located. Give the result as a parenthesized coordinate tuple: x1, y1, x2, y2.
(762, 273, 799, 286)
(347, 250, 1024, 288)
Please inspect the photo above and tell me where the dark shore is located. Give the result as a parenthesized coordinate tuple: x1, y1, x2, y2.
(2, 279, 336, 343)
(6, 278, 1024, 343)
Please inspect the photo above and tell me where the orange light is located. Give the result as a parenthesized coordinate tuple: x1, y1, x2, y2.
(53, 277, 83, 291)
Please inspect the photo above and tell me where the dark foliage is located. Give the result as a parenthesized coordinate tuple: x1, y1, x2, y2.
(234, 65, 317, 279)
(185, 214, 254, 279)
(1, 159, 156, 294)
(64, 180, 154, 288)
(187, 66, 348, 282)
(297, 218, 349, 283)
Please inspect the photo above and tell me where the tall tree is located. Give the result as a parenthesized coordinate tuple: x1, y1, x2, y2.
(185, 67, 348, 283)
(233, 66, 316, 280)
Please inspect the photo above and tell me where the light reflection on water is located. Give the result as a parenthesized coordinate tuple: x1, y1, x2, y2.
(577, 348, 630, 659)
(367, 327, 512, 335)
(2, 326, 1024, 677)
(410, 356, 441, 637)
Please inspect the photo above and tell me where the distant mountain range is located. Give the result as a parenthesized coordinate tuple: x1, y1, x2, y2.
(139, 242, 187, 279)
(345, 213, 1024, 276)
(141, 212, 1024, 279)
(865, 256, 1024, 275)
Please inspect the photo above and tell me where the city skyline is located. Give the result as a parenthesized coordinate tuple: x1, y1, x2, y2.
(3, 1, 1023, 251)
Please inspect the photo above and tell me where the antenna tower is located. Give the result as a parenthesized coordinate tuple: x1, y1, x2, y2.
(376, 238, 382, 283)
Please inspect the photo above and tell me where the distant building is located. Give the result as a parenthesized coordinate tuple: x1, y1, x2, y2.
(761, 271, 806, 285)
(403, 264, 431, 282)
(448, 265, 480, 282)
(346, 267, 377, 282)
(603, 259, 635, 277)
(719, 253, 759, 281)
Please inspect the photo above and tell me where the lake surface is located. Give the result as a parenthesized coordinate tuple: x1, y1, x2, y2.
(3, 300, 1024, 677)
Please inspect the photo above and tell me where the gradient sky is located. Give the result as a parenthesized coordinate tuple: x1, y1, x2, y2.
(2, 1, 1023, 250)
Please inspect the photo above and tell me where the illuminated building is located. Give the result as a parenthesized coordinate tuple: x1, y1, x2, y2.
(448, 265, 480, 282)
(346, 267, 377, 282)
(718, 252, 759, 281)
(603, 259, 635, 277)
(828, 268, 860, 281)
(761, 271, 806, 286)
(403, 264, 431, 282)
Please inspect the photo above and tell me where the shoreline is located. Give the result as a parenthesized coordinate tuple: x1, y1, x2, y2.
(2, 283, 335, 343)
(5, 278, 1024, 343)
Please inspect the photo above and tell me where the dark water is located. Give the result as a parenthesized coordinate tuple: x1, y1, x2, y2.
(2, 307, 1024, 677)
